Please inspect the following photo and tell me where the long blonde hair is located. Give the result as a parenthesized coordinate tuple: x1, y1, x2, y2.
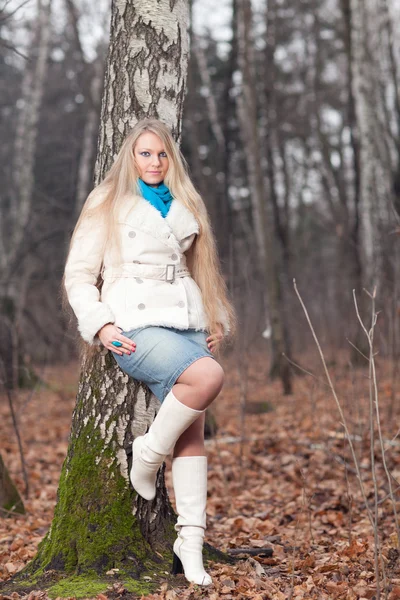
(61, 118, 236, 357)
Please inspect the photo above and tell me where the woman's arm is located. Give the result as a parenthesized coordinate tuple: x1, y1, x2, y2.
(64, 213, 115, 345)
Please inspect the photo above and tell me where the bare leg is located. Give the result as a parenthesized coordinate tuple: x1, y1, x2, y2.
(172, 357, 224, 458)
(172, 357, 224, 411)
(130, 358, 223, 499)
(173, 413, 206, 458)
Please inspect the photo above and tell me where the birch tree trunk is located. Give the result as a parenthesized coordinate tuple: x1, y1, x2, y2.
(350, 0, 393, 289)
(236, 0, 292, 394)
(11, 1, 225, 597)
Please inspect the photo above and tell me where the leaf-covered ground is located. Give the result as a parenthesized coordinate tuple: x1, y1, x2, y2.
(1, 347, 400, 599)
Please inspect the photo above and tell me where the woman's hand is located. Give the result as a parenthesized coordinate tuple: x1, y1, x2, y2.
(206, 323, 224, 353)
(98, 324, 136, 356)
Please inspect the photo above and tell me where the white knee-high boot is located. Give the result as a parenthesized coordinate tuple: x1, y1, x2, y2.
(171, 456, 212, 586)
(130, 389, 204, 501)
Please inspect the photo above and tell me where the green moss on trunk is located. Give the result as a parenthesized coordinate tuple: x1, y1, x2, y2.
(20, 424, 163, 576)
(8, 416, 176, 597)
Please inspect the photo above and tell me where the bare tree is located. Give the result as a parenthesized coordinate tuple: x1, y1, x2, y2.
(350, 0, 394, 288)
(236, 0, 292, 393)
(0, 0, 52, 389)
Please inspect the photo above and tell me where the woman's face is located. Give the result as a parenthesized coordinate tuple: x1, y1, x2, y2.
(134, 131, 169, 186)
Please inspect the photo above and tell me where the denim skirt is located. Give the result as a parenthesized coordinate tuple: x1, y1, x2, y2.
(112, 326, 215, 402)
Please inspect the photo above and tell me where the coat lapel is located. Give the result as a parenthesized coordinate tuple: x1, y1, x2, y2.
(165, 197, 200, 241)
(123, 193, 199, 251)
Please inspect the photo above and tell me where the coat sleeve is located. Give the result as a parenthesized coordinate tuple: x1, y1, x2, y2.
(64, 212, 115, 345)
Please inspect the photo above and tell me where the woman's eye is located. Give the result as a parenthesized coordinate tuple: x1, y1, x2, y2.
(140, 151, 150, 157)
(160, 152, 167, 157)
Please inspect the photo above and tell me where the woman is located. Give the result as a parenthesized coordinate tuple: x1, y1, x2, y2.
(63, 118, 236, 587)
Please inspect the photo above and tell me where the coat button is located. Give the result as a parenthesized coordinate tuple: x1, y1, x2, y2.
(138, 303, 146, 310)
(178, 301, 185, 308)
(171, 253, 178, 260)
(128, 231, 136, 238)
(135, 278, 143, 284)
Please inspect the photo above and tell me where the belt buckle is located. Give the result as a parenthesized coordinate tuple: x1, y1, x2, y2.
(165, 264, 175, 282)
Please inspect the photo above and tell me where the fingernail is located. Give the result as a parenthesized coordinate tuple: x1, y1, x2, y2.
(128, 351, 131, 355)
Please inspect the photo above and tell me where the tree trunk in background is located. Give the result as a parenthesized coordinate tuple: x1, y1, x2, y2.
(6, 0, 52, 276)
(383, 0, 400, 219)
(16, 1, 200, 596)
(236, 0, 292, 394)
(350, 0, 392, 290)
(0, 453, 25, 516)
(0, 0, 52, 390)
(64, 0, 105, 220)
(74, 57, 104, 219)
(340, 0, 367, 360)
(192, 33, 231, 259)
(263, 0, 293, 386)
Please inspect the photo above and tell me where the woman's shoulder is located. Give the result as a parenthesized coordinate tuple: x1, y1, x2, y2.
(86, 186, 142, 215)
(85, 185, 110, 209)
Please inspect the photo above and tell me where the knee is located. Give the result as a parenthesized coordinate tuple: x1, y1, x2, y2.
(204, 361, 224, 398)
(176, 357, 224, 401)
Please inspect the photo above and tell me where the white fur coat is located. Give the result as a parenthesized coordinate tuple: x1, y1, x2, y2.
(64, 192, 229, 344)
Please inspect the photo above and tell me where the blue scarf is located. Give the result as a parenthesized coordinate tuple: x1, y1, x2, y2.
(138, 178, 173, 218)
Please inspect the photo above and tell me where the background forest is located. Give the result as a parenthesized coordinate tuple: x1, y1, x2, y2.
(3, 0, 400, 598)
(2, 0, 400, 384)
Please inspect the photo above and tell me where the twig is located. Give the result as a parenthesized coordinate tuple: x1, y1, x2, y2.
(299, 466, 315, 545)
(0, 505, 27, 517)
(356, 289, 382, 598)
(282, 353, 329, 386)
(293, 281, 379, 568)
(0, 39, 29, 60)
(354, 289, 400, 551)
(227, 547, 273, 557)
(0, 359, 29, 497)
(0, 0, 32, 23)
(346, 338, 370, 362)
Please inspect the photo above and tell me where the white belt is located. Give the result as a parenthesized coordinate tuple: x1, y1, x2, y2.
(102, 262, 190, 283)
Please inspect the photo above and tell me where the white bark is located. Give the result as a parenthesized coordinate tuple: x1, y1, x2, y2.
(350, 0, 394, 286)
(95, 0, 189, 179)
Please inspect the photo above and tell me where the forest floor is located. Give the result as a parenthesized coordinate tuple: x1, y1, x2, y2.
(1, 344, 400, 599)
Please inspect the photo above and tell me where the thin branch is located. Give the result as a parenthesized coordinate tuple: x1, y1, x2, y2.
(0, 359, 29, 497)
(293, 280, 376, 530)
(0, 39, 29, 60)
(0, 0, 33, 23)
(354, 289, 400, 550)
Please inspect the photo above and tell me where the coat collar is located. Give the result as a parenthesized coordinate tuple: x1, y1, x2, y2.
(165, 196, 200, 241)
(122, 193, 199, 251)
